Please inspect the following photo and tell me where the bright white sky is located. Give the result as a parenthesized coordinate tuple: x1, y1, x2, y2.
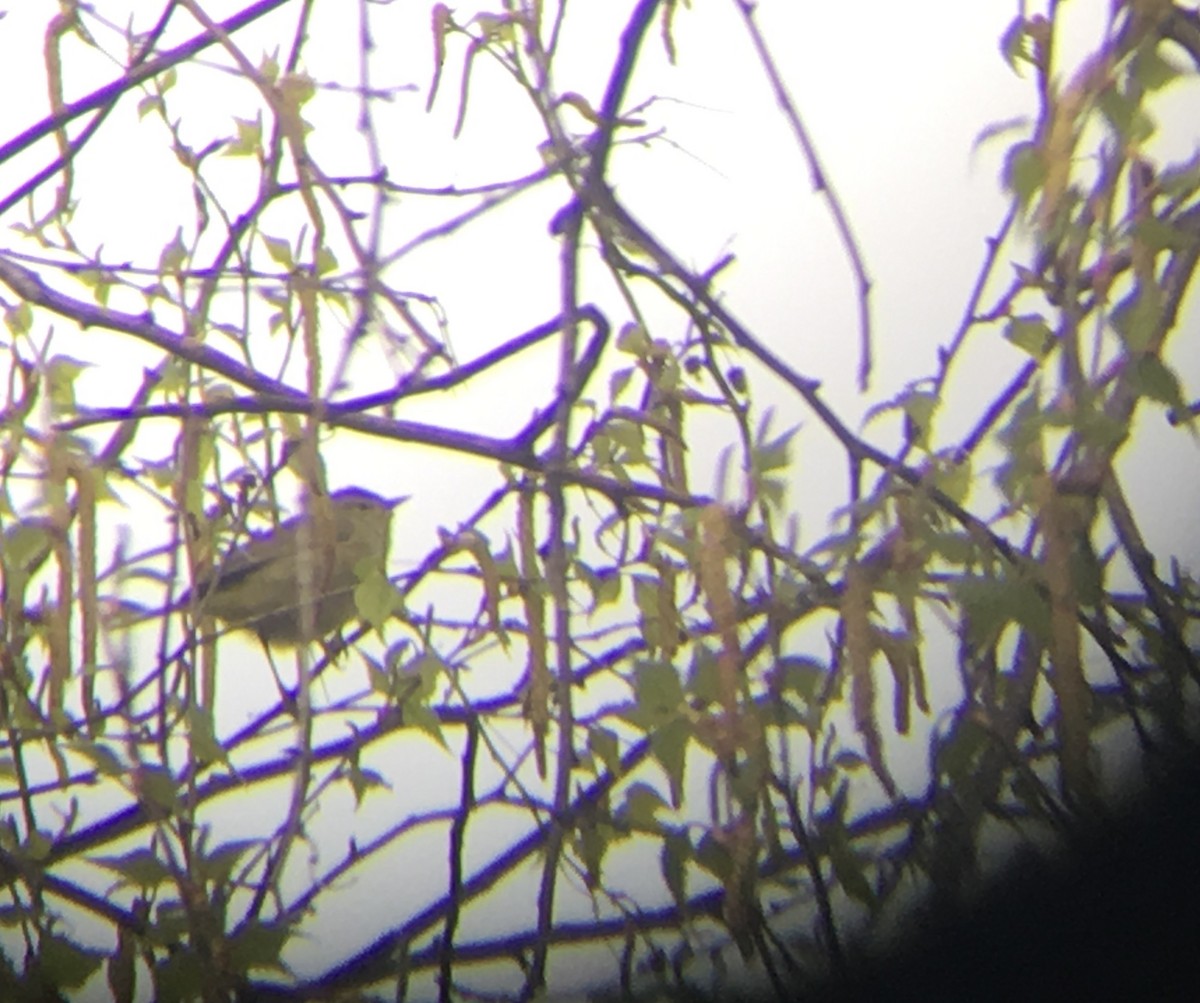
(1, 0, 1198, 996)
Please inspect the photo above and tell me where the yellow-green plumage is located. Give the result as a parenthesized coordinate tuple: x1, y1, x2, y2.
(190, 488, 397, 644)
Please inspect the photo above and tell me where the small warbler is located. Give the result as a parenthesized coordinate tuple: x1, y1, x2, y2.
(188, 487, 400, 645)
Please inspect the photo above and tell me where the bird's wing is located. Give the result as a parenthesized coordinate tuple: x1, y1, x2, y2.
(190, 539, 275, 599)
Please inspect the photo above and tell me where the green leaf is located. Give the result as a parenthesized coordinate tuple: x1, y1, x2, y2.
(1097, 86, 1143, 142)
(652, 526, 696, 564)
(729, 745, 766, 812)
(1004, 141, 1044, 211)
(617, 323, 650, 356)
(5, 299, 32, 335)
(927, 529, 976, 565)
(932, 456, 972, 506)
(652, 355, 681, 393)
(609, 365, 635, 402)
(1004, 314, 1055, 359)
(650, 717, 692, 808)
(632, 574, 676, 654)
(1099, 83, 1152, 145)
(261, 235, 294, 269)
(354, 564, 402, 633)
(3, 519, 54, 579)
(1132, 45, 1182, 91)
(694, 829, 732, 881)
(935, 714, 991, 784)
(198, 839, 258, 888)
(91, 848, 173, 890)
(685, 645, 721, 705)
(752, 416, 798, 475)
(24, 828, 51, 861)
(1069, 537, 1107, 609)
(1133, 217, 1195, 253)
(149, 901, 191, 949)
(185, 708, 228, 768)
(46, 354, 90, 411)
(606, 418, 645, 454)
(228, 920, 291, 974)
(1111, 285, 1161, 353)
(137, 94, 163, 120)
(1157, 153, 1200, 201)
(315, 244, 339, 276)
(575, 811, 616, 890)
(259, 52, 281, 85)
(621, 659, 684, 731)
(154, 947, 204, 1003)
(1073, 402, 1127, 453)
(78, 266, 116, 305)
(347, 760, 390, 806)
(778, 656, 827, 706)
(825, 825, 875, 907)
(618, 781, 669, 832)
(954, 573, 1050, 649)
(400, 699, 448, 749)
(137, 765, 180, 815)
(158, 228, 188, 275)
(660, 828, 691, 907)
(587, 726, 622, 777)
(901, 391, 937, 448)
(1129, 355, 1186, 412)
(863, 382, 938, 448)
(38, 934, 105, 990)
(474, 12, 517, 42)
(579, 564, 621, 611)
(997, 387, 1045, 458)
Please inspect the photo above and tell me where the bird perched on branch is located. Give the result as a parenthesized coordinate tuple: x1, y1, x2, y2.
(187, 487, 401, 645)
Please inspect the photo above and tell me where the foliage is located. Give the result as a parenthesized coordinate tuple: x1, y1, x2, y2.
(0, 1, 1198, 1001)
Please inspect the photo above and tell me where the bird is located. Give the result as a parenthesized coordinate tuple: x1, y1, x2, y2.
(187, 487, 400, 645)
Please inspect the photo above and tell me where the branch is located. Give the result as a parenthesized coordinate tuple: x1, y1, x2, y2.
(733, 0, 874, 391)
(0, 0, 291, 172)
